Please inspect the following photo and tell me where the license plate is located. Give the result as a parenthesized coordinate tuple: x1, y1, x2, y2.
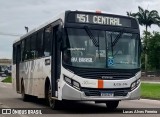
(101, 92, 114, 97)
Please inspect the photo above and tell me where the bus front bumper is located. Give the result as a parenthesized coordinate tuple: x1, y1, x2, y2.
(62, 83, 140, 101)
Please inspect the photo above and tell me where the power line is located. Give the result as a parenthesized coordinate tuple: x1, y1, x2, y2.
(0, 32, 23, 37)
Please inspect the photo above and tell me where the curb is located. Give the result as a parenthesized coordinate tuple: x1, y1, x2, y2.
(141, 81, 160, 84)
(140, 98, 160, 102)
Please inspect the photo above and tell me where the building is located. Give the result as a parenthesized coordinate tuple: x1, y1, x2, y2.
(0, 59, 12, 66)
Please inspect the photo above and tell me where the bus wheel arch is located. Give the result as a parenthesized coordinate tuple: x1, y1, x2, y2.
(21, 78, 28, 101)
(45, 77, 50, 100)
(21, 78, 24, 93)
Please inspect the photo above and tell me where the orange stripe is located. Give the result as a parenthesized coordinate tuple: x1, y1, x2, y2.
(98, 80, 103, 88)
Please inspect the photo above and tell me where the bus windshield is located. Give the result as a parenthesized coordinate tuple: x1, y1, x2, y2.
(63, 28, 140, 69)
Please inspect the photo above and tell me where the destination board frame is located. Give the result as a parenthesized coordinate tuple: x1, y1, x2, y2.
(65, 11, 139, 29)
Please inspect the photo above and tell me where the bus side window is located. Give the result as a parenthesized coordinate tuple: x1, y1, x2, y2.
(44, 26, 52, 57)
(37, 30, 44, 58)
(25, 38, 31, 60)
(13, 44, 16, 64)
(30, 34, 37, 59)
(21, 40, 25, 61)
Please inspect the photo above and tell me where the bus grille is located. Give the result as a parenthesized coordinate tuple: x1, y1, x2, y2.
(81, 88, 130, 97)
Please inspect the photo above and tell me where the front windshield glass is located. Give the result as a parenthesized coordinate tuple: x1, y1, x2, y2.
(63, 28, 140, 69)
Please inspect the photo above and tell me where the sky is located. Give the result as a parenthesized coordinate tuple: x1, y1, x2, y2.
(0, 0, 160, 59)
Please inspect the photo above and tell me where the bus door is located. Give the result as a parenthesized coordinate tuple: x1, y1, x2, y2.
(16, 43, 21, 92)
(51, 22, 62, 97)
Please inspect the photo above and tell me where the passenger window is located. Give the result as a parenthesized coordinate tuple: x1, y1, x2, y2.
(13, 45, 16, 64)
(37, 30, 44, 57)
(30, 34, 37, 59)
(25, 38, 30, 60)
(17, 44, 21, 62)
(21, 40, 25, 61)
(44, 26, 52, 56)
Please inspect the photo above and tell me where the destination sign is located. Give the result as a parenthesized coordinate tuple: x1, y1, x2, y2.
(72, 13, 132, 27)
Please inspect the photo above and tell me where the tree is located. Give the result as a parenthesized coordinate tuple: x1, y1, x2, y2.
(127, 6, 160, 70)
(148, 32, 160, 70)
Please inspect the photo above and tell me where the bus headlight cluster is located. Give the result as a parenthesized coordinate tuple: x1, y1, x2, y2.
(131, 79, 140, 91)
(64, 75, 81, 90)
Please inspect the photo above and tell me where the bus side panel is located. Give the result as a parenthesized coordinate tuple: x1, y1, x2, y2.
(19, 57, 51, 98)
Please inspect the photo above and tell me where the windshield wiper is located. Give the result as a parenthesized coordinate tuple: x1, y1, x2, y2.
(108, 29, 124, 57)
(84, 26, 99, 47)
(112, 29, 124, 47)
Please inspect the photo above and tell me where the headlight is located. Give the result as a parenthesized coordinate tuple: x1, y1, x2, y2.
(73, 80, 80, 90)
(131, 82, 136, 90)
(131, 79, 140, 91)
(64, 76, 72, 85)
(63, 75, 81, 90)
(136, 79, 140, 85)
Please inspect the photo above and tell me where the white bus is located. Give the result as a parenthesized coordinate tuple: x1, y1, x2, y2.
(12, 10, 141, 110)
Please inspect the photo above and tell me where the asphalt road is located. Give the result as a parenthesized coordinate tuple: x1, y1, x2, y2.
(0, 81, 160, 117)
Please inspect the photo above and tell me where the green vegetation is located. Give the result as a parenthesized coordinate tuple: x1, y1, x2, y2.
(2, 76, 12, 83)
(141, 83, 160, 100)
(140, 32, 160, 70)
(127, 6, 160, 70)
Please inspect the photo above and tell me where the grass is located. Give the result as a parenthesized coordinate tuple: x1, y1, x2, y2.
(141, 83, 160, 100)
(1, 76, 12, 83)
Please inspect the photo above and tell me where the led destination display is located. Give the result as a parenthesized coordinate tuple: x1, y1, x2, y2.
(67, 12, 133, 27)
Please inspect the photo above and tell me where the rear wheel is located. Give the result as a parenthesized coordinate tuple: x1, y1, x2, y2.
(21, 81, 29, 101)
(105, 101, 119, 111)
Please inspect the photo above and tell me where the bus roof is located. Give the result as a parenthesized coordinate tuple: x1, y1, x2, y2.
(13, 10, 137, 44)
(13, 11, 66, 44)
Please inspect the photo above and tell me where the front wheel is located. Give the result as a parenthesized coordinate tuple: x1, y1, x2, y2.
(47, 85, 60, 109)
(105, 101, 119, 111)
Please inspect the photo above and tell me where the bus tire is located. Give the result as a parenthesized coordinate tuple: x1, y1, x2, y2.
(47, 85, 60, 110)
(105, 101, 119, 111)
(21, 81, 29, 101)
